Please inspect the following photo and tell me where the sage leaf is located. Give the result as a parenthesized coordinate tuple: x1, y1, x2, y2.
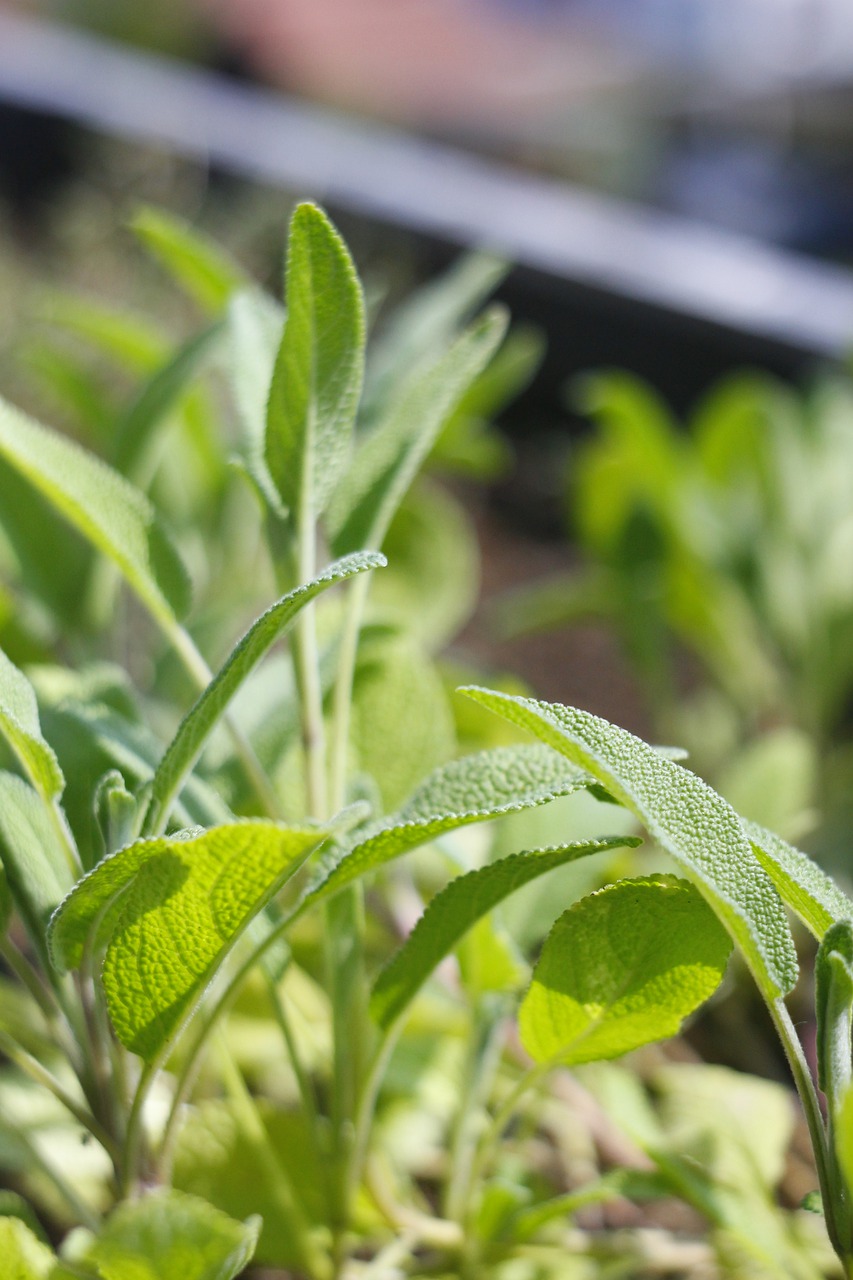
(0, 395, 191, 629)
(303, 743, 592, 911)
(0, 774, 74, 967)
(265, 204, 365, 519)
(48, 822, 327, 1060)
(144, 551, 385, 834)
(227, 288, 285, 510)
(520, 876, 732, 1064)
(83, 1188, 259, 1280)
(371, 836, 641, 1030)
(0, 1215, 54, 1278)
(328, 307, 508, 555)
(0, 648, 63, 801)
(744, 819, 853, 939)
(363, 251, 506, 414)
(131, 206, 249, 315)
(462, 688, 798, 997)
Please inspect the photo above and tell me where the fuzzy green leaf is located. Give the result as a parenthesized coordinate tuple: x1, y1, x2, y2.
(49, 822, 326, 1060)
(144, 551, 385, 834)
(836, 1084, 853, 1197)
(744, 819, 853, 940)
(462, 688, 798, 997)
(0, 773, 74, 967)
(371, 836, 641, 1029)
(303, 744, 592, 911)
(328, 307, 508, 555)
(227, 288, 285, 510)
(265, 204, 365, 518)
(363, 252, 506, 413)
(520, 876, 732, 1064)
(0, 649, 63, 800)
(83, 1189, 259, 1280)
(131, 207, 248, 315)
(0, 1215, 54, 1279)
(0, 395, 191, 629)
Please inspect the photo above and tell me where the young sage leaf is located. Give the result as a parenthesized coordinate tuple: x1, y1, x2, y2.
(131, 206, 249, 316)
(265, 204, 365, 520)
(302, 743, 594, 912)
(328, 307, 507, 555)
(370, 836, 641, 1030)
(143, 551, 385, 834)
(744, 819, 853, 940)
(0, 773, 74, 968)
(227, 288, 285, 512)
(49, 822, 327, 1060)
(520, 875, 732, 1064)
(0, 648, 64, 801)
(461, 688, 798, 998)
(82, 1188, 259, 1280)
(0, 395, 191, 629)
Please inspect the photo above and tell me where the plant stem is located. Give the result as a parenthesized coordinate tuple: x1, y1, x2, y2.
(0, 1030, 120, 1165)
(215, 1033, 332, 1280)
(768, 997, 846, 1257)
(0, 1104, 101, 1231)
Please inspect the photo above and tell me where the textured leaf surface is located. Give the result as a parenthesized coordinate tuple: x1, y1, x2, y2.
(0, 773, 73, 966)
(0, 1216, 54, 1279)
(303, 744, 592, 910)
(462, 688, 797, 997)
(227, 288, 284, 508)
(49, 822, 326, 1059)
(328, 308, 507, 554)
(0, 395, 190, 628)
(83, 1189, 258, 1280)
(144, 551, 384, 833)
(0, 649, 63, 800)
(371, 836, 640, 1029)
(131, 207, 248, 315)
(265, 204, 364, 517)
(520, 876, 732, 1064)
(744, 819, 853, 940)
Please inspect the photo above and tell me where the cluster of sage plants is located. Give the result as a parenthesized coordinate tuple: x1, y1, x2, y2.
(0, 202, 851, 1280)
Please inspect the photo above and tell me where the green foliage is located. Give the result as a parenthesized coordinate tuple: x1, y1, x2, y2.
(371, 836, 641, 1030)
(519, 875, 731, 1064)
(461, 687, 798, 999)
(0, 197, 850, 1280)
(50, 822, 326, 1060)
(265, 204, 365, 520)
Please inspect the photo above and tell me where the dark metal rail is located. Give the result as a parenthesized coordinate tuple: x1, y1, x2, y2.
(1, 11, 853, 356)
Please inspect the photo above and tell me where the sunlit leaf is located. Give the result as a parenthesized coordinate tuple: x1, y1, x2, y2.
(49, 822, 327, 1060)
(144, 551, 384, 834)
(462, 688, 797, 998)
(520, 876, 731, 1064)
(0, 649, 63, 801)
(82, 1189, 259, 1280)
(0, 396, 191, 630)
(371, 836, 640, 1029)
(265, 204, 365, 519)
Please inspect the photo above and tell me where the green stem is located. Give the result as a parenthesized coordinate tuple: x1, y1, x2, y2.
(215, 1034, 332, 1280)
(768, 997, 844, 1256)
(0, 1103, 101, 1231)
(0, 1029, 120, 1165)
(0, 937, 78, 1060)
(122, 1061, 156, 1196)
(264, 972, 330, 1192)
